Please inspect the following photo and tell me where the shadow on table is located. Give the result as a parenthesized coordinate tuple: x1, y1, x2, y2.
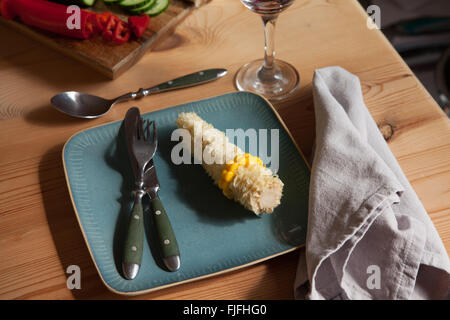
(271, 83, 316, 161)
(39, 144, 118, 299)
(24, 104, 89, 128)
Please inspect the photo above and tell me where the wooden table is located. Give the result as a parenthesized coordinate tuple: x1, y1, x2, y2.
(0, 0, 449, 300)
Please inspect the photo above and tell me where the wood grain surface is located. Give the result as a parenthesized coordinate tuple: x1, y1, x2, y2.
(0, 0, 449, 300)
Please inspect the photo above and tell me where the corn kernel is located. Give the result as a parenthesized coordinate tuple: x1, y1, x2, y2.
(229, 163, 239, 172)
(219, 153, 264, 198)
(224, 171, 234, 182)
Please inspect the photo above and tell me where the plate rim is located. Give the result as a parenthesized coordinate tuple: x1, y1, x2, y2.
(61, 91, 310, 296)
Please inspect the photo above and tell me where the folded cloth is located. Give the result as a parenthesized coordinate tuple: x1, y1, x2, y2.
(294, 66, 450, 300)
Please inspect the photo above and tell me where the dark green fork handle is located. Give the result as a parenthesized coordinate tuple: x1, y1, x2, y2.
(150, 197, 180, 271)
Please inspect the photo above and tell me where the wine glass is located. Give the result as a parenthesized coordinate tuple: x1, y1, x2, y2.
(235, 0, 299, 100)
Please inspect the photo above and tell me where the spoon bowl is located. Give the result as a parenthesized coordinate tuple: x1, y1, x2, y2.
(51, 91, 113, 118)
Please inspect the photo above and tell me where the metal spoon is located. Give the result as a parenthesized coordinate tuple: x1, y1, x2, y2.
(50, 68, 227, 118)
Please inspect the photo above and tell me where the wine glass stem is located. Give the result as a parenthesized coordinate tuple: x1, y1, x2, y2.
(259, 15, 278, 82)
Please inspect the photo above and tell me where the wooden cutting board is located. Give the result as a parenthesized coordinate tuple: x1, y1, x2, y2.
(0, 1, 201, 79)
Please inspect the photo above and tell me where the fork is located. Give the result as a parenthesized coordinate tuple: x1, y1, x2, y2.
(134, 119, 157, 189)
(122, 118, 157, 280)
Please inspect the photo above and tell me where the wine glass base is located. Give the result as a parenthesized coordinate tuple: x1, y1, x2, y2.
(234, 59, 300, 101)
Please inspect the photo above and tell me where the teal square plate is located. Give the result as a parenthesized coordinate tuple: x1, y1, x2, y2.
(63, 92, 310, 295)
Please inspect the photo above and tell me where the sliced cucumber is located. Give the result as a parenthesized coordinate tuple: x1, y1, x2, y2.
(51, 0, 97, 6)
(81, 0, 96, 5)
(128, 0, 156, 13)
(103, 0, 120, 3)
(144, 0, 169, 17)
(119, 0, 150, 8)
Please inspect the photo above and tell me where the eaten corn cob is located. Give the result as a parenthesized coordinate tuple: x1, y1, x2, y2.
(175, 112, 284, 215)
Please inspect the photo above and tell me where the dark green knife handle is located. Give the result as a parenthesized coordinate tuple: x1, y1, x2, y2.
(152, 69, 226, 93)
(123, 202, 144, 266)
(150, 198, 180, 258)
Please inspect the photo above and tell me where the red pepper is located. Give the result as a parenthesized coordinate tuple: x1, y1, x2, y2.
(2, 0, 94, 39)
(102, 14, 119, 41)
(113, 20, 131, 44)
(128, 14, 150, 39)
(101, 15, 131, 44)
(93, 11, 112, 34)
(0, 0, 17, 19)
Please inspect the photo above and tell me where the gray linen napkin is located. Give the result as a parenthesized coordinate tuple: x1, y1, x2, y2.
(294, 66, 450, 300)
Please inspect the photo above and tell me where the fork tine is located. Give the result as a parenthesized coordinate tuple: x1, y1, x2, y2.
(153, 121, 157, 143)
(137, 117, 144, 139)
(146, 120, 151, 141)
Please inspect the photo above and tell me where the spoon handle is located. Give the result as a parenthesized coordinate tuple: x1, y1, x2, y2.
(115, 68, 227, 103)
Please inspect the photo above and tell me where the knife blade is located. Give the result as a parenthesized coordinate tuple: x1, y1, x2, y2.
(122, 107, 146, 280)
(124, 107, 141, 179)
(143, 162, 181, 271)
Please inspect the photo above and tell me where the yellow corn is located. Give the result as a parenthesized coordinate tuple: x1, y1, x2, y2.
(175, 112, 284, 215)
